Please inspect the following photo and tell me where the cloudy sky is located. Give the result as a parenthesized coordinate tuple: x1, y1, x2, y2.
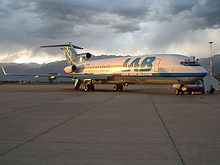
(0, 0, 220, 63)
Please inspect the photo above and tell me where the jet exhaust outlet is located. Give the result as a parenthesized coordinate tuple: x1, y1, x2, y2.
(71, 65, 78, 72)
(64, 65, 78, 73)
(85, 53, 91, 59)
(78, 52, 92, 62)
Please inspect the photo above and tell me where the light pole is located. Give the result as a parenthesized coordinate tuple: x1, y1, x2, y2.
(209, 41, 214, 76)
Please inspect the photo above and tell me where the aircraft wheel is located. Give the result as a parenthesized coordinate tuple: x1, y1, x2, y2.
(175, 89, 180, 95)
(84, 83, 95, 92)
(84, 85, 89, 92)
(90, 84, 95, 91)
(176, 88, 185, 95)
(113, 85, 117, 91)
(113, 84, 123, 92)
(118, 84, 123, 91)
(187, 90, 194, 95)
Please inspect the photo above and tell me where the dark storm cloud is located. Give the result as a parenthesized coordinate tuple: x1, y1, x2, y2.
(31, 0, 150, 38)
(167, 0, 198, 15)
(191, 0, 220, 28)
(34, 0, 149, 20)
(0, 0, 220, 62)
(149, 0, 220, 28)
(178, 0, 220, 28)
(141, 0, 220, 53)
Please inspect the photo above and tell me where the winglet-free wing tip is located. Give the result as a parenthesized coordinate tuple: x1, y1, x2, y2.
(1, 66, 8, 76)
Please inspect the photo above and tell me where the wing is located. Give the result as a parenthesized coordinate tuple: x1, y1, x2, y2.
(1, 66, 111, 80)
(1, 66, 71, 78)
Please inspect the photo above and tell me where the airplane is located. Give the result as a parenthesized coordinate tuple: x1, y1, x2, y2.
(1, 42, 208, 94)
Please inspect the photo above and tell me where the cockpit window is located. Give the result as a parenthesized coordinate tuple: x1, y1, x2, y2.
(180, 56, 200, 66)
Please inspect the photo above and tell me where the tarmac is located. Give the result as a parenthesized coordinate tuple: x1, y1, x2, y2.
(0, 84, 220, 165)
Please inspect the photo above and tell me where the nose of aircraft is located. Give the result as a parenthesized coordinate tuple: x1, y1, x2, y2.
(199, 66, 208, 77)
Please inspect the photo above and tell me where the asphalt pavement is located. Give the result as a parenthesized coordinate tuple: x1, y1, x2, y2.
(0, 84, 219, 165)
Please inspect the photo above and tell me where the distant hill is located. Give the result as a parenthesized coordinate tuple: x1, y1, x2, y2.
(0, 54, 220, 82)
(199, 54, 220, 77)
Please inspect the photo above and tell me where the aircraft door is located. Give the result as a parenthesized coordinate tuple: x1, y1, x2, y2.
(153, 58, 161, 72)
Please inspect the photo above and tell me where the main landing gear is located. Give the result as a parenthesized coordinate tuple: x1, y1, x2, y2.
(84, 83, 95, 92)
(83, 83, 124, 92)
(175, 84, 196, 95)
(73, 79, 82, 90)
(74, 79, 94, 92)
(113, 84, 123, 92)
(78, 78, 125, 92)
(175, 84, 187, 95)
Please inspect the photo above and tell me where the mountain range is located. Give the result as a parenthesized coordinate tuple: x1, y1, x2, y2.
(0, 54, 220, 82)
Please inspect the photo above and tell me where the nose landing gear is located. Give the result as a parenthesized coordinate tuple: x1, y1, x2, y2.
(175, 84, 187, 95)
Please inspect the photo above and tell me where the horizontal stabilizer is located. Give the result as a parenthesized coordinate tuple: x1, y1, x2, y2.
(40, 42, 83, 49)
(1, 66, 8, 75)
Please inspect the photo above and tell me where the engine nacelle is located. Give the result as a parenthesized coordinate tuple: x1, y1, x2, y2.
(64, 65, 78, 73)
(78, 52, 92, 62)
(85, 53, 91, 59)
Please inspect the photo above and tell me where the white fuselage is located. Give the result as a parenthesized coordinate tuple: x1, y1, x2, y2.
(64, 54, 208, 85)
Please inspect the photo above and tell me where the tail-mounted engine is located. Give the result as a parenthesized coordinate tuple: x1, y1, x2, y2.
(64, 64, 78, 73)
(78, 53, 92, 62)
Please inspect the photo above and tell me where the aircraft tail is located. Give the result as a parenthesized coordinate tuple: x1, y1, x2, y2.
(40, 42, 84, 65)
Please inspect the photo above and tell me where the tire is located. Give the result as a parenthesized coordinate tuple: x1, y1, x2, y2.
(113, 84, 123, 92)
(90, 84, 95, 91)
(84, 85, 89, 92)
(113, 84, 118, 91)
(84, 84, 95, 92)
(118, 84, 123, 91)
(175, 89, 180, 95)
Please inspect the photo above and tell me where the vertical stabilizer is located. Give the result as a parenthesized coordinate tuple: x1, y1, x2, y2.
(40, 42, 84, 65)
